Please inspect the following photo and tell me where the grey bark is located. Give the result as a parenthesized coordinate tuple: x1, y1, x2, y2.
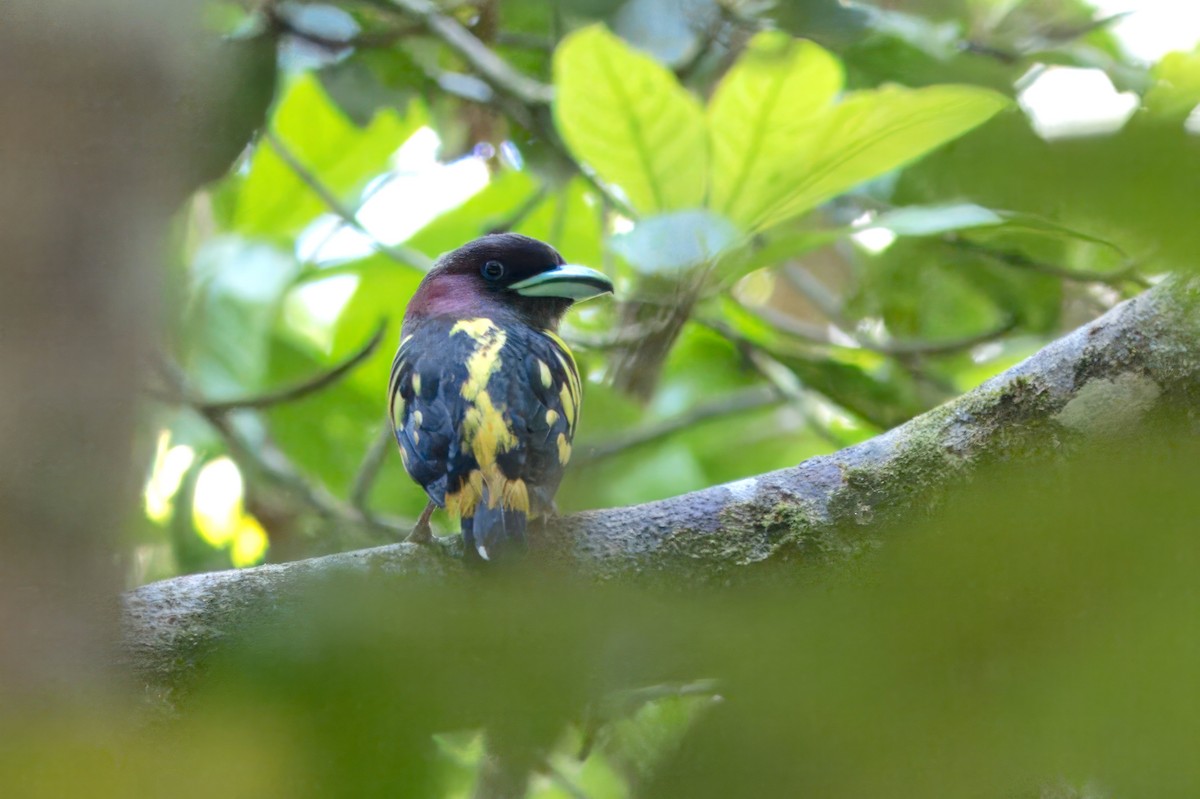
(121, 279, 1200, 690)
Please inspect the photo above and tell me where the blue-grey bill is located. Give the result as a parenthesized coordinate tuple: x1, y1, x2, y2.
(510, 264, 614, 300)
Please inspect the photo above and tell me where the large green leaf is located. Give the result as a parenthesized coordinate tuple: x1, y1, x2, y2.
(708, 32, 843, 229)
(232, 74, 421, 237)
(610, 210, 740, 275)
(754, 84, 1008, 231)
(553, 24, 707, 214)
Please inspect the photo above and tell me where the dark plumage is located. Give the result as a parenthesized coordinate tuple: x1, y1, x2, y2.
(388, 233, 613, 562)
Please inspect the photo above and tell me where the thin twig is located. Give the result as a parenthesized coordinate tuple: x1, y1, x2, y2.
(486, 185, 549, 234)
(267, 6, 423, 52)
(574, 385, 782, 465)
(351, 420, 396, 518)
(702, 319, 850, 447)
(197, 322, 387, 414)
(361, 0, 637, 219)
(367, 0, 554, 106)
(778, 266, 962, 395)
(782, 265, 849, 326)
(151, 356, 412, 539)
(751, 302, 1018, 357)
(539, 761, 592, 799)
(264, 130, 435, 271)
(945, 237, 1151, 290)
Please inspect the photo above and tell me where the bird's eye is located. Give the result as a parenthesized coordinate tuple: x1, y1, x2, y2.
(481, 260, 505, 281)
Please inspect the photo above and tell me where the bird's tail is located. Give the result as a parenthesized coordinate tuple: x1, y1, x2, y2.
(461, 492, 527, 563)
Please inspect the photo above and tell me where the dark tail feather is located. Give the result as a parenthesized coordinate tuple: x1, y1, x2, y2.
(461, 494, 527, 563)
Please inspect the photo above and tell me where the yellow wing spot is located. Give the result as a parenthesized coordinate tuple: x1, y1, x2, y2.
(390, 393, 405, 428)
(538, 360, 553, 389)
(560, 384, 576, 429)
(411, 429, 420, 445)
(542, 329, 577, 371)
(557, 433, 572, 466)
(412, 373, 422, 396)
(543, 329, 582, 403)
(412, 410, 423, 428)
(545, 409, 559, 427)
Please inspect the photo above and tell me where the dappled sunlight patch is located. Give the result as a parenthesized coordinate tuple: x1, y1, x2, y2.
(1017, 66, 1140, 140)
(192, 456, 269, 567)
(142, 430, 196, 524)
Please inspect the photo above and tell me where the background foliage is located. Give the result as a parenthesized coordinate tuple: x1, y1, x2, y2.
(88, 0, 1200, 795)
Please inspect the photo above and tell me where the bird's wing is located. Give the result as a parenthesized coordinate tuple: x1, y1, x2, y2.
(388, 319, 471, 506)
(491, 327, 580, 516)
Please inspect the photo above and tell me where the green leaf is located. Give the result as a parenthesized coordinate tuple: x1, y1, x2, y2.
(611, 210, 741, 275)
(1144, 51, 1200, 121)
(553, 24, 707, 214)
(708, 33, 843, 228)
(328, 255, 424, 398)
(185, 238, 300, 396)
(232, 74, 422, 237)
(868, 202, 1003, 236)
(755, 84, 1009, 231)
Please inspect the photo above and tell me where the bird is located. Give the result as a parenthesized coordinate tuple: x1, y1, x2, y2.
(388, 233, 614, 562)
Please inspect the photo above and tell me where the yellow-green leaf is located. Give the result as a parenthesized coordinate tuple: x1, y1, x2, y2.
(755, 84, 1010, 231)
(708, 33, 843, 229)
(553, 25, 707, 215)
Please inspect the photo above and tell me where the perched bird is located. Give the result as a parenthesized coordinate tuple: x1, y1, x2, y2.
(388, 233, 614, 562)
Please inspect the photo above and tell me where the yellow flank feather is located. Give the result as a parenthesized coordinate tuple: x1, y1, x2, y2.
(501, 477, 530, 513)
(412, 410, 422, 428)
(447, 469, 486, 518)
(557, 433, 571, 466)
(545, 409, 559, 427)
(412, 373, 422, 396)
(538, 359, 553, 389)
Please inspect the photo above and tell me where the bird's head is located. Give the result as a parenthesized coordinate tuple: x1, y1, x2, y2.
(405, 233, 614, 330)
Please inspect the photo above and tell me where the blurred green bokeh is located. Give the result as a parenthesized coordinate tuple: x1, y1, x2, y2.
(32, 0, 1197, 795)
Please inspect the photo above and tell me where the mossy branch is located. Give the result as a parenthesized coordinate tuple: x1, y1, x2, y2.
(122, 279, 1200, 690)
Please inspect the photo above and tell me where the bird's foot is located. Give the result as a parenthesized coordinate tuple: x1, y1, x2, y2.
(406, 500, 437, 544)
(406, 520, 433, 544)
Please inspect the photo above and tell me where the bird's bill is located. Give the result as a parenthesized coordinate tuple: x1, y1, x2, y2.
(510, 264, 614, 300)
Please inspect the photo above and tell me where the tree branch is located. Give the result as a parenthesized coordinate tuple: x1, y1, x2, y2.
(150, 355, 412, 542)
(370, 0, 554, 107)
(189, 321, 387, 413)
(122, 280, 1200, 689)
(264, 130, 435, 271)
(574, 385, 783, 465)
